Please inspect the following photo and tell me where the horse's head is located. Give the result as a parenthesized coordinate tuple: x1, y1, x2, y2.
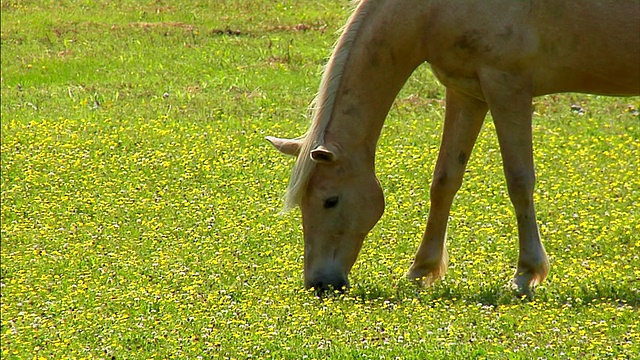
(267, 136, 384, 293)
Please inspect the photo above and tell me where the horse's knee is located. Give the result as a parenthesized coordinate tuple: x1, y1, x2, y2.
(430, 170, 463, 199)
(504, 170, 535, 204)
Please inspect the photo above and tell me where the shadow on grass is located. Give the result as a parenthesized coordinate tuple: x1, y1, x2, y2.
(342, 279, 640, 308)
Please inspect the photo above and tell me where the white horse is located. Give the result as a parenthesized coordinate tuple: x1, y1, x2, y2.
(268, 0, 640, 296)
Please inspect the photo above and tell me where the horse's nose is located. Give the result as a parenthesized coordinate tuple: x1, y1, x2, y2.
(305, 272, 350, 294)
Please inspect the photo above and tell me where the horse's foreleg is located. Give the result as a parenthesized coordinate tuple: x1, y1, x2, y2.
(407, 88, 488, 286)
(479, 68, 549, 297)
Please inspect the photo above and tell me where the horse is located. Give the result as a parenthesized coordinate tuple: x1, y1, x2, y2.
(267, 0, 640, 296)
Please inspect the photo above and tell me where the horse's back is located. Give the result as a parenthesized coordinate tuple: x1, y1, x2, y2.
(424, 0, 640, 97)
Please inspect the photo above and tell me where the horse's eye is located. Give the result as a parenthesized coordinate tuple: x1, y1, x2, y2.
(323, 196, 340, 209)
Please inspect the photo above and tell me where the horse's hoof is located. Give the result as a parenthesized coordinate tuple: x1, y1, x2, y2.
(512, 269, 547, 299)
(512, 258, 549, 298)
(511, 278, 534, 299)
(405, 268, 445, 288)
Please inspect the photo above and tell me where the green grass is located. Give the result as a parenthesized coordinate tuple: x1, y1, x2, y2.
(2, 0, 639, 358)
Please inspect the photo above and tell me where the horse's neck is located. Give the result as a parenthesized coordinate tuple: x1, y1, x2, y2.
(321, 0, 430, 153)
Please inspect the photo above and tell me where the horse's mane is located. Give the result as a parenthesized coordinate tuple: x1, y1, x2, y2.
(283, 0, 375, 211)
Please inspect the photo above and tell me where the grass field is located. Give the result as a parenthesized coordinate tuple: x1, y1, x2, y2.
(2, 0, 639, 358)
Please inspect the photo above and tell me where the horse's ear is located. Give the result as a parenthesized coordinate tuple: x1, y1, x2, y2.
(266, 136, 302, 156)
(310, 145, 337, 163)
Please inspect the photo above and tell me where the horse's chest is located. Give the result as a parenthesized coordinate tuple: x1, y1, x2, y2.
(428, 64, 485, 100)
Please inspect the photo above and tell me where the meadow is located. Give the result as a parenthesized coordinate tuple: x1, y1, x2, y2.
(1, 0, 639, 358)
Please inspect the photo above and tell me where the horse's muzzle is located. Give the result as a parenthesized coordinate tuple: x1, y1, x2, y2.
(305, 272, 350, 294)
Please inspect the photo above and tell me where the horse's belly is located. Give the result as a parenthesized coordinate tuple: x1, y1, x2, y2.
(531, 67, 640, 97)
(531, 1, 640, 96)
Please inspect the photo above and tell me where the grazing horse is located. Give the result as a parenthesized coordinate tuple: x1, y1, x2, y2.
(267, 0, 640, 296)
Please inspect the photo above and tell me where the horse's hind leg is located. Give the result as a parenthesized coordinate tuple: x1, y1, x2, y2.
(407, 88, 488, 286)
(479, 68, 549, 297)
